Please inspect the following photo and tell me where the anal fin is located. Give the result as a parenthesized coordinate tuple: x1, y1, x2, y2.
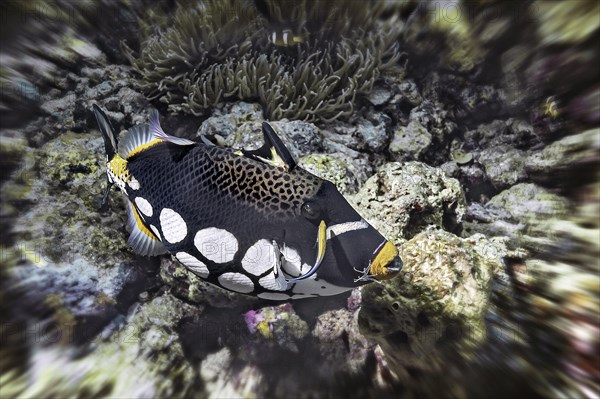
(126, 200, 167, 256)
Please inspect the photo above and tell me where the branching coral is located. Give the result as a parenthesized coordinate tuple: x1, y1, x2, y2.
(126, 0, 402, 122)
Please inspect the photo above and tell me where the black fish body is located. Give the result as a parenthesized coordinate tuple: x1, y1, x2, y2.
(93, 105, 402, 300)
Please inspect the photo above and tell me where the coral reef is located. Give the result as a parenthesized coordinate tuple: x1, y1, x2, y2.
(2, 295, 201, 398)
(244, 303, 308, 351)
(358, 229, 503, 387)
(0, 0, 598, 398)
(350, 162, 466, 243)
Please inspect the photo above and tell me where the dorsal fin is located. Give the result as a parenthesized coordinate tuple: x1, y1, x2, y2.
(149, 109, 196, 146)
(118, 124, 159, 159)
(242, 122, 296, 170)
(92, 104, 118, 159)
(118, 109, 199, 159)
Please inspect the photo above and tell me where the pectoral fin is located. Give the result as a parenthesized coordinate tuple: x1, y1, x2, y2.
(126, 200, 167, 256)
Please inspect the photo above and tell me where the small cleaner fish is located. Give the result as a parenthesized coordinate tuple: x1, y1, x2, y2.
(93, 105, 402, 300)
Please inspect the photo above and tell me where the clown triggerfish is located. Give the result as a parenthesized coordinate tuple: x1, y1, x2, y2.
(93, 105, 402, 300)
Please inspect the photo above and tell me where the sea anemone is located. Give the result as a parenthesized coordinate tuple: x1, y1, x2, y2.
(126, 0, 403, 122)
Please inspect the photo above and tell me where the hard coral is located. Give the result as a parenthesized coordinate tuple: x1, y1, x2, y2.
(126, 0, 402, 122)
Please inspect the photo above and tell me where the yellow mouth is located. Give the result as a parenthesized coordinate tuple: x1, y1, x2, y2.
(369, 241, 402, 281)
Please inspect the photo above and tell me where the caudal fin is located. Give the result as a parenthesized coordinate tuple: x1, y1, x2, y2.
(92, 104, 118, 159)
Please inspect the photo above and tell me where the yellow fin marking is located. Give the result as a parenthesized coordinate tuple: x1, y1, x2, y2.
(256, 147, 289, 170)
(126, 138, 164, 159)
(131, 202, 159, 240)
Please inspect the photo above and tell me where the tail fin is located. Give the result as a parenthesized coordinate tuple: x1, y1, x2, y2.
(92, 104, 118, 159)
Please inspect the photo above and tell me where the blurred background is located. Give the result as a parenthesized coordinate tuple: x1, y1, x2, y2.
(0, 1, 598, 398)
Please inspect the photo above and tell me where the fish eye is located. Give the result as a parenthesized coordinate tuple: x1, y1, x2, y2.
(301, 201, 321, 219)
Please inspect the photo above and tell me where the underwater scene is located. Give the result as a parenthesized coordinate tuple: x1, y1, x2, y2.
(0, 1, 598, 398)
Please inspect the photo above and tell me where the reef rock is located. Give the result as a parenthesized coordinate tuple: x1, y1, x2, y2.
(297, 153, 362, 194)
(525, 128, 600, 186)
(312, 290, 376, 376)
(358, 229, 503, 384)
(4, 294, 199, 398)
(464, 183, 570, 246)
(388, 120, 432, 162)
(351, 162, 466, 243)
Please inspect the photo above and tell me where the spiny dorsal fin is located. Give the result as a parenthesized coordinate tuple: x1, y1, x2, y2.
(92, 104, 118, 159)
(150, 109, 196, 146)
(242, 122, 296, 170)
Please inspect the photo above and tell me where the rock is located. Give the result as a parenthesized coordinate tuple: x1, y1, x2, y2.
(7, 295, 199, 398)
(243, 303, 309, 352)
(393, 79, 423, 108)
(199, 348, 255, 398)
(388, 121, 432, 161)
(2, 131, 132, 266)
(367, 84, 393, 106)
(566, 86, 600, 125)
(202, 102, 323, 160)
(457, 84, 503, 120)
(464, 120, 508, 148)
(464, 183, 571, 253)
(478, 144, 528, 190)
(297, 153, 361, 194)
(358, 230, 501, 383)
(351, 162, 466, 243)
(525, 128, 600, 186)
(408, 100, 456, 142)
(268, 120, 323, 159)
(197, 102, 263, 141)
(0, 130, 28, 183)
(313, 306, 375, 375)
(439, 160, 459, 178)
(486, 183, 569, 221)
(8, 259, 144, 344)
(0, 129, 155, 342)
(320, 139, 377, 184)
(321, 112, 392, 153)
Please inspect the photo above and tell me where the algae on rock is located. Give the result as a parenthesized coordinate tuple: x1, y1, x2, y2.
(358, 229, 503, 384)
(3, 295, 201, 398)
(298, 154, 361, 195)
(351, 161, 466, 243)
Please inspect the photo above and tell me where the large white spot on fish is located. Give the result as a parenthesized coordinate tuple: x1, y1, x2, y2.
(194, 227, 238, 263)
(176, 252, 209, 278)
(150, 225, 161, 240)
(134, 197, 153, 217)
(218, 272, 254, 294)
(280, 245, 310, 278)
(258, 271, 288, 291)
(241, 239, 277, 276)
(257, 292, 290, 301)
(128, 176, 140, 190)
(159, 208, 187, 244)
